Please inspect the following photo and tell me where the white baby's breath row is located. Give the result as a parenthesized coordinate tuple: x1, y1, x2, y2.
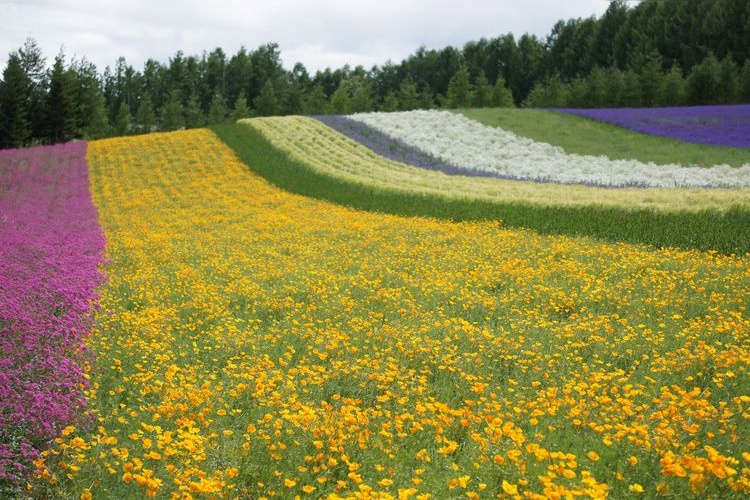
(350, 110, 750, 188)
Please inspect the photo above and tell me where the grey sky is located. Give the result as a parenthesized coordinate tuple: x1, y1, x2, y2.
(1, 0, 610, 74)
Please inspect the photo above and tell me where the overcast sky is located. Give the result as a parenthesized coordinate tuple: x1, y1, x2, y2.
(1, 0, 610, 75)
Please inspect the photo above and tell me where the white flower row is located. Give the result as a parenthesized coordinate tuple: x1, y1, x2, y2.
(349, 110, 750, 188)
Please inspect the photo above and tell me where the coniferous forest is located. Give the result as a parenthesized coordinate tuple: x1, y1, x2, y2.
(1, 0, 749, 148)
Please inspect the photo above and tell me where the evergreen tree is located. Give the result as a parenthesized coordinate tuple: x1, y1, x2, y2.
(135, 94, 156, 133)
(0, 53, 32, 147)
(114, 100, 131, 136)
(739, 61, 750, 103)
(492, 75, 515, 107)
(253, 80, 280, 116)
(160, 90, 184, 130)
(184, 92, 205, 128)
(350, 80, 373, 113)
(303, 84, 329, 115)
(73, 59, 108, 138)
(230, 91, 251, 121)
(329, 81, 352, 114)
(686, 53, 722, 104)
(45, 51, 78, 143)
(18, 38, 47, 139)
(443, 67, 472, 108)
(208, 93, 227, 124)
(397, 79, 421, 110)
(472, 72, 494, 107)
(656, 65, 687, 106)
(381, 92, 400, 112)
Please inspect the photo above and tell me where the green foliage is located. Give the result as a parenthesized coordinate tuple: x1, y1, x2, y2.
(208, 93, 227, 124)
(212, 121, 750, 255)
(45, 52, 78, 143)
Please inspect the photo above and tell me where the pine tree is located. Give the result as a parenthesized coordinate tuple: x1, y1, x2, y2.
(397, 80, 420, 110)
(472, 72, 494, 107)
(303, 85, 328, 115)
(208, 93, 227, 124)
(329, 81, 352, 114)
(135, 94, 156, 133)
(45, 51, 78, 143)
(160, 90, 184, 130)
(114, 100, 131, 136)
(0, 53, 32, 147)
(491, 75, 515, 107)
(229, 91, 251, 121)
(443, 67, 472, 108)
(253, 81, 280, 116)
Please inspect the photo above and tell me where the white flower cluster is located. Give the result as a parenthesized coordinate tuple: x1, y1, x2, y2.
(350, 110, 750, 188)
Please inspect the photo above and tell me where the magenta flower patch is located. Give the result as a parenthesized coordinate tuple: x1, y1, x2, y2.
(0, 142, 106, 488)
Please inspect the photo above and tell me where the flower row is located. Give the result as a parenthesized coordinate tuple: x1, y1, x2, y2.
(348, 110, 750, 188)
(0, 142, 105, 489)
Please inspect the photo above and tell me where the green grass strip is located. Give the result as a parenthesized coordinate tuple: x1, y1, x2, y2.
(211, 122, 750, 255)
(458, 108, 750, 168)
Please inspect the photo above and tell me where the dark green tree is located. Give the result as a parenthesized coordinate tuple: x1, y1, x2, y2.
(45, 51, 78, 143)
(656, 65, 687, 106)
(397, 79, 421, 110)
(443, 67, 472, 108)
(229, 91, 251, 121)
(135, 94, 156, 133)
(183, 92, 204, 128)
(686, 53, 722, 104)
(472, 72, 494, 107)
(303, 84, 329, 114)
(208, 93, 227, 124)
(160, 90, 184, 130)
(491, 75, 515, 107)
(0, 53, 32, 147)
(114, 100, 131, 136)
(253, 80, 280, 116)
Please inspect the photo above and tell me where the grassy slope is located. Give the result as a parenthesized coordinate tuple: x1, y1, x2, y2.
(457, 108, 750, 168)
(211, 122, 749, 254)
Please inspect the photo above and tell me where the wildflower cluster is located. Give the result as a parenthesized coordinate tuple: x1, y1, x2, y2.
(33, 129, 748, 498)
(0, 142, 105, 492)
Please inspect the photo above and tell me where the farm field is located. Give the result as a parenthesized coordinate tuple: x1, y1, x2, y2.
(550, 105, 750, 149)
(458, 108, 750, 168)
(214, 115, 750, 254)
(12, 125, 748, 499)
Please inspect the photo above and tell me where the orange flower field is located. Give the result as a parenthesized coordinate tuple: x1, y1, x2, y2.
(31, 129, 749, 499)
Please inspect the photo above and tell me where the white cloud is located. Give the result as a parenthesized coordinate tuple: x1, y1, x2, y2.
(0, 0, 609, 73)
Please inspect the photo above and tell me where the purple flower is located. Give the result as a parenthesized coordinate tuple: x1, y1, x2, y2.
(552, 104, 750, 148)
(0, 141, 106, 487)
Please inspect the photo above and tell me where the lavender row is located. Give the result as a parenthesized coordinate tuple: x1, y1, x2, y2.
(553, 104, 750, 149)
(0, 142, 106, 488)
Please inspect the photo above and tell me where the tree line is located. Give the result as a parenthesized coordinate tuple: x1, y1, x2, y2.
(1, 0, 749, 148)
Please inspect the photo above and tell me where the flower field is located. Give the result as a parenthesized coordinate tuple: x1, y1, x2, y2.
(241, 116, 750, 213)
(17, 128, 748, 499)
(553, 105, 750, 149)
(0, 142, 105, 492)
(346, 110, 750, 188)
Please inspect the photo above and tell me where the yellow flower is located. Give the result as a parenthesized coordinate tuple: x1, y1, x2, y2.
(629, 483, 644, 493)
(502, 480, 518, 495)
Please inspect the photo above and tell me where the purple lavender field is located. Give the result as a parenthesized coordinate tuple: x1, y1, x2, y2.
(554, 104, 750, 148)
(0, 142, 105, 487)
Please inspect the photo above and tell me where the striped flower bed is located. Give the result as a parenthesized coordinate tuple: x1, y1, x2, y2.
(348, 110, 750, 188)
